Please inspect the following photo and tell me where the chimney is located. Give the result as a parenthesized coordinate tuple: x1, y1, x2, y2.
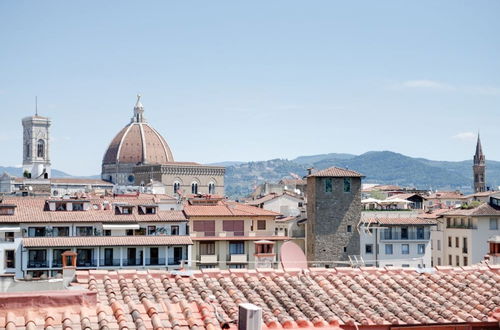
(307, 168, 314, 176)
(238, 303, 262, 330)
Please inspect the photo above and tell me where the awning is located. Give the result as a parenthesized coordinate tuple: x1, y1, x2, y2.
(0, 226, 21, 232)
(102, 224, 140, 230)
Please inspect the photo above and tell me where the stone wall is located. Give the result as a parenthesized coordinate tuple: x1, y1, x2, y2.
(306, 176, 361, 265)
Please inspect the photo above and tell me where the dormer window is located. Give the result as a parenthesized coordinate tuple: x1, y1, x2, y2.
(0, 205, 16, 215)
(72, 203, 84, 211)
(115, 205, 134, 214)
(55, 202, 67, 211)
(138, 205, 157, 215)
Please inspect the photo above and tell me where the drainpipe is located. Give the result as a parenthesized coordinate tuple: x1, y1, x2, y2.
(375, 227, 379, 267)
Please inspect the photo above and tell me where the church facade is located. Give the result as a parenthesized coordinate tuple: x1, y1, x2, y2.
(101, 96, 225, 196)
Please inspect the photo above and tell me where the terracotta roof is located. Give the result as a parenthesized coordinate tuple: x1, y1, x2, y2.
(362, 217, 437, 225)
(246, 192, 303, 206)
(442, 203, 500, 217)
(102, 122, 174, 165)
(1, 266, 500, 329)
(50, 178, 114, 185)
(465, 191, 500, 198)
(426, 191, 466, 200)
(184, 201, 280, 217)
(307, 167, 364, 178)
(0, 195, 186, 223)
(23, 235, 193, 247)
(279, 178, 307, 185)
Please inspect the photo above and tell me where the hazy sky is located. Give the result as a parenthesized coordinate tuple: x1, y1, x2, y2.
(1, 1, 499, 176)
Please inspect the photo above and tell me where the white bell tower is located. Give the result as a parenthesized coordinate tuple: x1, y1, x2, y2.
(22, 105, 51, 179)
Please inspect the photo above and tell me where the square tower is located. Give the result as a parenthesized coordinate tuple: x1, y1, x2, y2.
(22, 115, 51, 179)
(306, 167, 363, 266)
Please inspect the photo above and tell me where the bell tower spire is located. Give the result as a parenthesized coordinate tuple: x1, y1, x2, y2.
(473, 133, 486, 192)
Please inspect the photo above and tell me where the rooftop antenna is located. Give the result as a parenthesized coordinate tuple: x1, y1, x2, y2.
(35, 96, 38, 116)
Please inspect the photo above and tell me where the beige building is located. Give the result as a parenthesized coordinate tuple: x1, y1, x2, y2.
(184, 196, 288, 269)
(431, 194, 500, 267)
(101, 95, 225, 196)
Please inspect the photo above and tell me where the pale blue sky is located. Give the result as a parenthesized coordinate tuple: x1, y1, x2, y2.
(0, 1, 499, 176)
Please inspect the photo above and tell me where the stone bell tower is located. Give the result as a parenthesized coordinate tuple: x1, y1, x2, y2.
(22, 106, 51, 179)
(473, 134, 486, 193)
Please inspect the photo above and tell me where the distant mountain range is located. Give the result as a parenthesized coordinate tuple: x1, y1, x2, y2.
(0, 166, 100, 179)
(3, 151, 499, 199)
(222, 151, 500, 199)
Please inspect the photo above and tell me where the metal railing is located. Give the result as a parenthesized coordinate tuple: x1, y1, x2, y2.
(145, 258, 166, 266)
(27, 261, 48, 268)
(76, 259, 98, 267)
(380, 231, 430, 240)
(122, 258, 143, 266)
(99, 259, 121, 266)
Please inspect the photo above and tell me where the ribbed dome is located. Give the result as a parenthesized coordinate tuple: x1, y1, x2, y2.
(102, 96, 174, 165)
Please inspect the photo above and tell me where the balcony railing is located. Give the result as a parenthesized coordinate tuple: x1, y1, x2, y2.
(76, 259, 98, 267)
(145, 258, 166, 266)
(191, 231, 286, 238)
(447, 224, 477, 229)
(99, 259, 121, 267)
(122, 258, 143, 266)
(168, 258, 182, 265)
(227, 254, 247, 263)
(27, 261, 48, 268)
(380, 232, 430, 240)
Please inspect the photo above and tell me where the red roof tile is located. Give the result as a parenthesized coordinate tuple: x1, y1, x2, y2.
(22, 235, 193, 247)
(307, 167, 364, 178)
(362, 217, 437, 225)
(184, 201, 280, 217)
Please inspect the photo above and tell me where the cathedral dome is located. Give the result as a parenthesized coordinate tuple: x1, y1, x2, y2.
(102, 95, 174, 166)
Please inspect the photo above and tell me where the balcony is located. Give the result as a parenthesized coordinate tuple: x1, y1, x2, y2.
(199, 255, 218, 263)
(191, 231, 285, 238)
(228, 254, 247, 263)
(27, 260, 48, 268)
(76, 259, 98, 267)
(447, 224, 477, 229)
(380, 232, 430, 240)
(168, 258, 182, 266)
(122, 258, 144, 266)
(99, 259, 121, 267)
(146, 258, 166, 266)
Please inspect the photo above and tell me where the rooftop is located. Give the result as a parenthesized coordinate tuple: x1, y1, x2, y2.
(2, 266, 499, 329)
(307, 167, 364, 178)
(184, 200, 280, 217)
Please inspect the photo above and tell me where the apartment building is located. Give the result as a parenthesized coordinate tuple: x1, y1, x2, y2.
(0, 194, 192, 278)
(360, 216, 435, 268)
(184, 196, 287, 269)
(431, 194, 500, 267)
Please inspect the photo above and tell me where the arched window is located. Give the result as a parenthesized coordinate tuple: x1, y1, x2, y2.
(37, 139, 45, 158)
(191, 182, 198, 194)
(208, 182, 216, 194)
(173, 182, 181, 194)
(26, 143, 31, 158)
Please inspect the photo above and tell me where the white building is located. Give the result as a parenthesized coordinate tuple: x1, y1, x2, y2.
(247, 191, 305, 217)
(431, 194, 500, 267)
(360, 215, 435, 268)
(0, 194, 192, 279)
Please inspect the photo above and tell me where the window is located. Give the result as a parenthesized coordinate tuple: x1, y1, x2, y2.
(28, 250, 47, 267)
(343, 246, 347, 253)
(26, 143, 31, 158)
(173, 182, 181, 194)
(402, 264, 410, 268)
(171, 225, 179, 235)
(446, 218, 451, 228)
(223, 220, 244, 236)
(54, 227, 69, 237)
(228, 264, 246, 269)
(385, 244, 393, 255)
(416, 227, 424, 239)
(437, 239, 441, 251)
(0, 207, 15, 215)
(448, 236, 452, 247)
(148, 226, 156, 235)
(104, 230, 111, 236)
(200, 242, 215, 255)
(455, 237, 459, 248)
(490, 218, 498, 230)
(191, 182, 198, 194)
(126, 229, 134, 236)
(55, 202, 67, 211)
(417, 244, 425, 254)
(52, 249, 69, 267)
(256, 243, 273, 254)
(37, 139, 45, 158)
(28, 227, 46, 237)
(76, 227, 93, 236)
(347, 225, 352, 233)
(463, 256, 468, 266)
(456, 255, 459, 266)
(72, 203, 84, 211)
(365, 244, 373, 254)
(257, 220, 266, 230)
(5, 250, 15, 268)
(401, 244, 409, 255)
(401, 227, 408, 239)
(463, 237, 468, 253)
(324, 178, 332, 193)
(437, 257, 441, 266)
(4, 232, 14, 242)
(229, 242, 244, 254)
(448, 255, 452, 265)
(193, 220, 215, 236)
(208, 182, 216, 194)
(343, 178, 351, 192)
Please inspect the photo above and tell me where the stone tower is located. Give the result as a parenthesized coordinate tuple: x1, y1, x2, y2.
(22, 114, 51, 179)
(306, 167, 364, 266)
(473, 134, 486, 192)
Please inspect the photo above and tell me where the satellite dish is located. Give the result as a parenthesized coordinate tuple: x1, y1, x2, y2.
(280, 241, 308, 270)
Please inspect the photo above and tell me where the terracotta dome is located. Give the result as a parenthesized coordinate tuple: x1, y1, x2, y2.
(102, 95, 174, 165)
